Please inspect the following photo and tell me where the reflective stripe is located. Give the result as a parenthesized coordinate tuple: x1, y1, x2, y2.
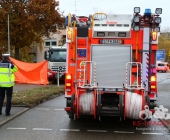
(0, 82, 14, 84)
(0, 73, 13, 74)
(0, 63, 13, 84)
(0, 63, 10, 68)
(8, 64, 12, 83)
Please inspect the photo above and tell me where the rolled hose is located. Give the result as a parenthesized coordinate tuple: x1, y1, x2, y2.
(125, 91, 142, 119)
(79, 92, 94, 115)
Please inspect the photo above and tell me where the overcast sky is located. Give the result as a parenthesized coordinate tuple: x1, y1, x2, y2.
(59, 0, 169, 31)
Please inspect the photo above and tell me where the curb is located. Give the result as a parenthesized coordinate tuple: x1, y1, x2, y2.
(0, 108, 29, 127)
(28, 93, 64, 108)
(7, 93, 64, 108)
(0, 93, 64, 127)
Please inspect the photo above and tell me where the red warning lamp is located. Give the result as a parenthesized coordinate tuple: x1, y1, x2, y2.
(152, 31, 157, 41)
(67, 30, 72, 40)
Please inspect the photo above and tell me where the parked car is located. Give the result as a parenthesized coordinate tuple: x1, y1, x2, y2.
(157, 62, 169, 73)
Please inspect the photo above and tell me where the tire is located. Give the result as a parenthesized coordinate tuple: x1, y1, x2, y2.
(119, 95, 123, 117)
(70, 93, 75, 119)
(146, 95, 150, 109)
(98, 94, 101, 116)
(146, 95, 151, 121)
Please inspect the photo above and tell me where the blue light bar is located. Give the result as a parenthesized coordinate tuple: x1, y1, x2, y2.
(65, 16, 68, 26)
(144, 9, 151, 15)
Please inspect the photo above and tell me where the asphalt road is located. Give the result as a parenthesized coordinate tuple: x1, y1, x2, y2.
(0, 73, 170, 140)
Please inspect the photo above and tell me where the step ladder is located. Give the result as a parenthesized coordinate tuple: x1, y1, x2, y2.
(75, 37, 88, 87)
(125, 62, 144, 90)
(75, 37, 97, 88)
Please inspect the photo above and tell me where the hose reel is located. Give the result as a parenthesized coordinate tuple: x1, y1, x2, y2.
(79, 92, 94, 115)
(125, 91, 143, 119)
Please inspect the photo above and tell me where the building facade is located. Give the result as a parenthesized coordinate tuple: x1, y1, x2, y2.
(29, 29, 66, 63)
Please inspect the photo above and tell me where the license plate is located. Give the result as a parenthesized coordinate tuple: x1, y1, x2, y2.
(48, 73, 52, 75)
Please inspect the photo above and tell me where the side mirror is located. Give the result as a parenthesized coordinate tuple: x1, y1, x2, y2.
(44, 51, 48, 60)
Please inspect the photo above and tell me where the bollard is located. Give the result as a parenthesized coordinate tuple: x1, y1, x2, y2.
(57, 73, 59, 87)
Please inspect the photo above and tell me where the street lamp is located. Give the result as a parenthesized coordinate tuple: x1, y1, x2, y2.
(7, 12, 13, 54)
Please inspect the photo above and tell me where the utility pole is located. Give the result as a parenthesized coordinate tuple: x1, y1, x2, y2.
(7, 12, 13, 54)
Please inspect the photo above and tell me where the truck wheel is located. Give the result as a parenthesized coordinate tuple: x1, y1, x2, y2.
(146, 95, 150, 109)
(119, 95, 123, 117)
(70, 93, 75, 119)
(146, 95, 151, 121)
(98, 94, 101, 116)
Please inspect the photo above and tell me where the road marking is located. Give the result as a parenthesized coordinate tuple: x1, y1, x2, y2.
(54, 109, 64, 111)
(60, 129, 80, 132)
(142, 132, 164, 135)
(87, 130, 107, 132)
(114, 131, 134, 134)
(7, 128, 26, 130)
(36, 108, 49, 110)
(33, 128, 52, 131)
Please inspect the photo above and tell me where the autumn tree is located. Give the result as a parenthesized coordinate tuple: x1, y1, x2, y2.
(0, 0, 65, 60)
(158, 32, 170, 62)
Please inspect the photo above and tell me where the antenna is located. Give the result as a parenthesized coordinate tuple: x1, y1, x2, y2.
(75, 1, 77, 15)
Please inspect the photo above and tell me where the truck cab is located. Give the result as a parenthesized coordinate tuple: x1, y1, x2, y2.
(44, 46, 66, 83)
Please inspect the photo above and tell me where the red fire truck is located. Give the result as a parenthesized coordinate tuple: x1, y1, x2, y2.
(64, 7, 162, 120)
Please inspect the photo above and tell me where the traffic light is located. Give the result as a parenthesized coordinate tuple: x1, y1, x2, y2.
(169, 51, 170, 56)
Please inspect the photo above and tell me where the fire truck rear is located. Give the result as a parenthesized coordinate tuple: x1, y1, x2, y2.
(65, 7, 162, 120)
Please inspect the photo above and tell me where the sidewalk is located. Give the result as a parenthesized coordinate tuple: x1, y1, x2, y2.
(0, 83, 61, 127)
(0, 107, 29, 126)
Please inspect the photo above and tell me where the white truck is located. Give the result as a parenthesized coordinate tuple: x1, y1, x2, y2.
(44, 46, 66, 83)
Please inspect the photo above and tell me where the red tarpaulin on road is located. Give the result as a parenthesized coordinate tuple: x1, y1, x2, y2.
(10, 58, 48, 85)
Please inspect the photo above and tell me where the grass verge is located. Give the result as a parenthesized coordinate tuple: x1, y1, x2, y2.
(4, 86, 65, 107)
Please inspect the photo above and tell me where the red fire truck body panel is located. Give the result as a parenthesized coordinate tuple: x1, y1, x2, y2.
(65, 8, 162, 120)
(65, 29, 157, 97)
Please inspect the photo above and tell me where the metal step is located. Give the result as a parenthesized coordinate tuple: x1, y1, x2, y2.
(76, 69, 87, 71)
(101, 106, 119, 116)
(76, 79, 87, 82)
(102, 106, 118, 111)
(77, 48, 87, 50)
(101, 111, 119, 116)
(77, 58, 86, 60)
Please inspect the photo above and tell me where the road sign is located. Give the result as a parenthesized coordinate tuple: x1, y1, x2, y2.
(157, 50, 165, 61)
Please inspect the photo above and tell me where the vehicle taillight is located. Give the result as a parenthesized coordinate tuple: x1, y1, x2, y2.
(66, 83, 71, 86)
(151, 76, 156, 82)
(150, 75, 156, 94)
(151, 85, 155, 89)
(66, 73, 72, 92)
(66, 74, 71, 80)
